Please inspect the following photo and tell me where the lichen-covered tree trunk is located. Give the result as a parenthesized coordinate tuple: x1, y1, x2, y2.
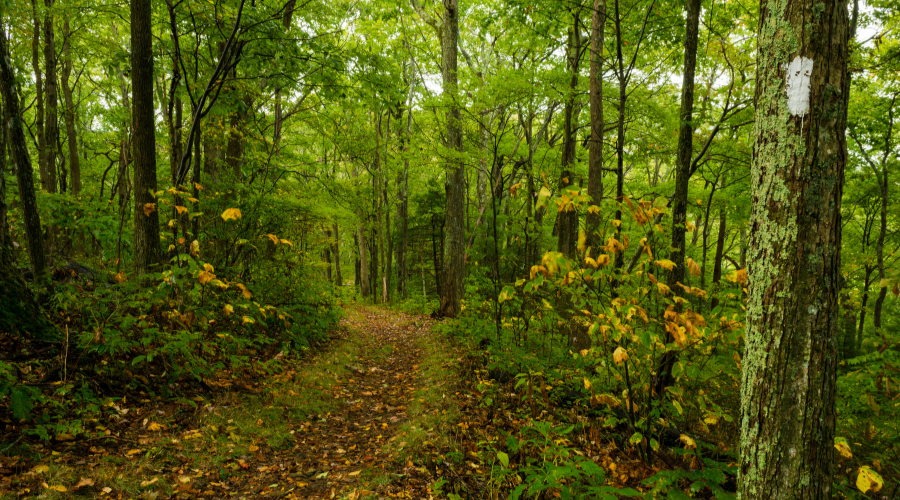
(0, 25, 48, 285)
(739, 0, 849, 495)
(439, 0, 465, 318)
(131, 0, 162, 274)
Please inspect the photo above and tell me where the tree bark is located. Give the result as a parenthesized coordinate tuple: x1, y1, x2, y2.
(43, 0, 59, 193)
(710, 207, 727, 310)
(586, 0, 605, 255)
(654, 0, 701, 395)
(61, 19, 81, 195)
(131, 0, 162, 274)
(333, 222, 342, 285)
(557, 13, 582, 260)
(358, 224, 370, 297)
(31, 0, 48, 193)
(0, 26, 48, 284)
(439, 0, 465, 318)
(739, 0, 849, 495)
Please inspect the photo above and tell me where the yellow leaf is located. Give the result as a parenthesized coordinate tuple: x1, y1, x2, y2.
(175, 205, 188, 215)
(242, 316, 255, 325)
(893, 282, 899, 298)
(834, 440, 852, 459)
(198, 271, 216, 285)
(203, 263, 214, 272)
(31, 465, 49, 474)
(236, 283, 252, 299)
(655, 259, 676, 271)
(224, 304, 234, 316)
(266, 234, 279, 244)
(47, 485, 67, 492)
(167, 244, 175, 252)
(221, 208, 242, 221)
(280, 239, 293, 246)
(687, 258, 701, 277)
(857, 466, 883, 493)
(126, 449, 143, 456)
(143, 203, 157, 217)
(613, 347, 628, 365)
(191, 240, 200, 256)
(577, 230, 587, 254)
(147, 422, 164, 432)
(679, 434, 696, 450)
(704, 415, 719, 425)
(194, 182, 204, 190)
(509, 182, 522, 197)
(583, 378, 592, 391)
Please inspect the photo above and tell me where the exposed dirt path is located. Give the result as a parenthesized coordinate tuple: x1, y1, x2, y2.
(289, 306, 439, 499)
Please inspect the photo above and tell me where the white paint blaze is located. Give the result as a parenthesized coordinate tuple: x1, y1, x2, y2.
(784, 56, 814, 118)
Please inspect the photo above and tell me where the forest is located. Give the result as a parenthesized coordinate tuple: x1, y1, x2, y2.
(0, 0, 898, 497)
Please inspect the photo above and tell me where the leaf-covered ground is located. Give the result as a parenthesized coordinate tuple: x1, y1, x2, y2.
(2, 305, 738, 500)
(0, 306, 461, 499)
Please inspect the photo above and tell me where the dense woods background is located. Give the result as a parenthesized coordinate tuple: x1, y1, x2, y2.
(0, 0, 898, 497)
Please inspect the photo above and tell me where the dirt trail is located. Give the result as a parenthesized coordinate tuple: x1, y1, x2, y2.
(289, 306, 439, 499)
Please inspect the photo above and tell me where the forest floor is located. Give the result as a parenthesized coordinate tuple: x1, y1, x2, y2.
(1, 304, 675, 500)
(0, 305, 468, 500)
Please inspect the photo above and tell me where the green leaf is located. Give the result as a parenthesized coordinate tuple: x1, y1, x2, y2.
(497, 451, 509, 467)
(629, 432, 643, 445)
(10, 387, 34, 420)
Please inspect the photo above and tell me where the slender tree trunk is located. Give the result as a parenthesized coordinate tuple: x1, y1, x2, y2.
(131, 0, 162, 274)
(872, 105, 892, 331)
(710, 208, 727, 309)
(655, 0, 701, 396)
(612, 0, 626, 277)
(857, 265, 872, 349)
(586, 0, 605, 255)
(439, 0, 465, 318)
(397, 79, 412, 299)
(31, 0, 48, 192)
(358, 225, 370, 297)
(333, 222, 342, 285)
(61, 19, 80, 195)
(0, 27, 48, 284)
(43, 0, 58, 194)
(739, 0, 849, 494)
(557, 13, 582, 260)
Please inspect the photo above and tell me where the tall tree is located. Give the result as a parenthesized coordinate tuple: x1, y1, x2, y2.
(739, 0, 849, 496)
(0, 24, 48, 285)
(131, 0, 162, 274)
(556, 9, 583, 259)
(44, 0, 59, 193)
(585, 0, 605, 254)
(61, 19, 81, 194)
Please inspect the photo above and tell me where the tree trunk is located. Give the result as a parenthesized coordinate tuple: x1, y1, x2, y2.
(653, 0, 701, 395)
(333, 222, 342, 285)
(739, 0, 849, 495)
(586, 0, 605, 255)
(0, 27, 48, 284)
(43, 0, 59, 194)
(31, 0, 48, 193)
(131, 0, 162, 275)
(439, 0, 465, 318)
(872, 104, 892, 331)
(557, 13, 582, 260)
(396, 77, 412, 299)
(61, 19, 81, 195)
(710, 207, 727, 310)
(358, 224, 370, 297)
(856, 265, 872, 349)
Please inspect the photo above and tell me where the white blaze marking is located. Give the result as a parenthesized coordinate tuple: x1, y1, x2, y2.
(785, 56, 814, 119)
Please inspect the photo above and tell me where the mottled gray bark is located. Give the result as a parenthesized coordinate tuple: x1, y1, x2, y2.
(739, 0, 849, 495)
